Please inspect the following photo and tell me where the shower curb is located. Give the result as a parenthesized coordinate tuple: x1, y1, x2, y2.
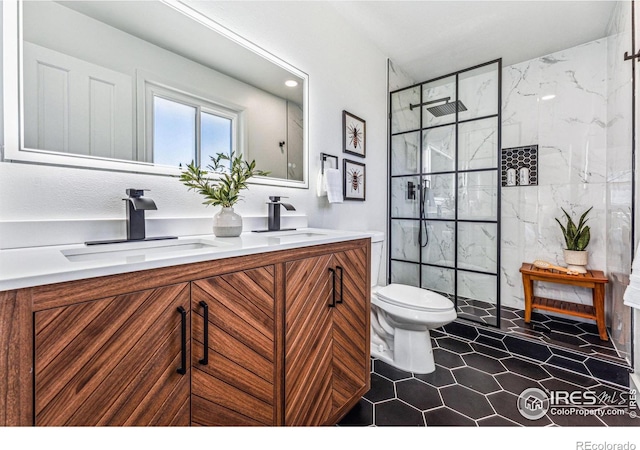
(441, 319, 632, 389)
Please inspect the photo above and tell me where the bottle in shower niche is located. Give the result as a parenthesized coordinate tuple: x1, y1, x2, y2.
(519, 167, 530, 186)
(506, 167, 517, 186)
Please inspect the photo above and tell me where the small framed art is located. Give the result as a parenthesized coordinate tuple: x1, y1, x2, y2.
(343, 159, 366, 201)
(342, 110, 366, 157)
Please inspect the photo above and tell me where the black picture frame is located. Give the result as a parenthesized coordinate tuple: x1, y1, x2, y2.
(343, 159, 366, 201)
(342, 110, 366, 157)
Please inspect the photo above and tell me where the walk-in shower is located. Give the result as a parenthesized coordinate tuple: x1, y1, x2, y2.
(389, 59, 502, 326)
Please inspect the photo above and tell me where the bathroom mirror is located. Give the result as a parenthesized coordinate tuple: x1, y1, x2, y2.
(2, 0, 309, 188)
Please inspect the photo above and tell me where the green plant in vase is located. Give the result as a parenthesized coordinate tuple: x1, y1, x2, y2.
(180, 152, 269, 236)
(554, 206, 592, 273)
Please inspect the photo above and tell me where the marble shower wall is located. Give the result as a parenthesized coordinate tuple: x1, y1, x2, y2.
(605, 1, 632, 362)
(501, 24, 633, 341)
(501, 39, 609, 308)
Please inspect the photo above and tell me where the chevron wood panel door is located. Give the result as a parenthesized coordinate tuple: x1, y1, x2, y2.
(332, 248, 369, 416)
(191, 266, 277, 426)
(284, 254, 334, 426)
(34, 283, 191, 426)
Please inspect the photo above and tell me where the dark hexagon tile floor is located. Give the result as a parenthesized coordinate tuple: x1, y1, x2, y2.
(339, 335, 639, 427)
(447, 302, 629, 365)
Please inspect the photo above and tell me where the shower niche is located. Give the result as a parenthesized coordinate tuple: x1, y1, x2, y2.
(389, 60, 501, 326)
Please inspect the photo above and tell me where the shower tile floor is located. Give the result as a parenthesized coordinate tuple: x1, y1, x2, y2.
(456, 299, 626, 364)
(338, 332, 639, 427)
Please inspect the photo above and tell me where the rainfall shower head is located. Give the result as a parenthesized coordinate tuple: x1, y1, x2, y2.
(426, 100, 467, 117)
(408, 96, 468, 117)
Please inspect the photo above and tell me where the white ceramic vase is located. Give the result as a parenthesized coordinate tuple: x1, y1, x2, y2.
(213, 207, 243, 237)
(563, 249, 588, 274)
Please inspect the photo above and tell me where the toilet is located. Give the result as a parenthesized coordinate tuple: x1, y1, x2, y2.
(369, 231, 457, 374)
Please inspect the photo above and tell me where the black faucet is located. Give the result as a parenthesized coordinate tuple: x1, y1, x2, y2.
(123, 189, 157, 240)
(84, 189, 177, 245)
(267, 196, 296, 231)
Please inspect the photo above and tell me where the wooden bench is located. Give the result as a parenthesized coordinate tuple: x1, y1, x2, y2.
(519, 262, 609, 341)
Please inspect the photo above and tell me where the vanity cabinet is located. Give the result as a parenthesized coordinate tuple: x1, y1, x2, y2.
(191, 266, 278, 426)
(284, 247, 369, 426)
(34, 283, 191, 426)
(0, 238, 370, 426)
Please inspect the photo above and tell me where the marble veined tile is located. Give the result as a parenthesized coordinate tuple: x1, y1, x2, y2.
(458, 117, 499, 171)
(503, 39, 608, 186)
(391, 86, 420, 134)
(606, 23, 633, 184)
(458, 222, 497, 273)
(458, 271, 497, 305)
(457, 171, 498, 221)
(391, 220, 420, 262)
(501, 182, 607, 308)
(391, 132, 420, 175)
(389, 59, 416, 92)
(422, 265, 454, 296)
(423, 125, 455, 173)
(391, 176, 420, 218)
(391, 260, 419, 287)
(421, 221, 455, 267)
(458, 62, 500, 122)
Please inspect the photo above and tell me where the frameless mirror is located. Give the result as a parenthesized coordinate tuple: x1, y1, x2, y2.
(3, 0, 308, 187)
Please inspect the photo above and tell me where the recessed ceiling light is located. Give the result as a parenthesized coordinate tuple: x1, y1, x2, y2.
(541, 94, 556, 101)
(285, 80, 298, 87)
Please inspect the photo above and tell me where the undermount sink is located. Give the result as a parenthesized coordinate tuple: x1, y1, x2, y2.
(62, 238, 226, 263)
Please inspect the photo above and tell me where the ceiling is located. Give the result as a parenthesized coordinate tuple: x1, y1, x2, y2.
(328, 1, 619, 82)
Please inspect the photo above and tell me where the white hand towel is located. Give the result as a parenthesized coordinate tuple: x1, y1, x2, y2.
(623, 283, 640, 309)
(624, 244, 640, 309)
(325, 168, 343, 204)
(316, 170, 327, 197)
(624, 272, 640, 309)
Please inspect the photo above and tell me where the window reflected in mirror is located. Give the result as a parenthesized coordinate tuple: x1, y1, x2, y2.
(14, 0, 307, 185)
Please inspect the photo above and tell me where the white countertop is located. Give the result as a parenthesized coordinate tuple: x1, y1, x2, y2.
(0, 228, 371, 291)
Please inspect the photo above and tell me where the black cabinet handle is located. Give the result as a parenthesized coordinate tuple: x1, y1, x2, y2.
(199, 301, 209, 365)
(328, 268, 336, 307)
(177, 306, 187, 375)
(336, 266, 344, 304)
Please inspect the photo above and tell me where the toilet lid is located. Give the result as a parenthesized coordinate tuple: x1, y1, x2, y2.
(376, 284, 454, 312)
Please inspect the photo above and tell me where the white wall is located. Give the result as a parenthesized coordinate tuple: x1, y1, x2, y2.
(0, 2, 389, 265)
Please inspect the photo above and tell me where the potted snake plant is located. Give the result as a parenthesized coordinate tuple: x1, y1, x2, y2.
(180, 152, 269, 237)
(554, 206, 592, 274)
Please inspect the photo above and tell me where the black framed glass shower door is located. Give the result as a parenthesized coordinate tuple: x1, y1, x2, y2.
(389, 59, 502, 326)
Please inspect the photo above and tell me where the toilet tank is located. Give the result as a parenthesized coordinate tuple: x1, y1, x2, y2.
(368, 231, 385, 288)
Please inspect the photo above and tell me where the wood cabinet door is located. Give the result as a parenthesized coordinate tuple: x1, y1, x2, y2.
(191, 266, 277, 426)
(284, 247, 370, 426)
(284, 254, 334, 426)
(331, 248, 370, 417)
(34, 283, 191, 426)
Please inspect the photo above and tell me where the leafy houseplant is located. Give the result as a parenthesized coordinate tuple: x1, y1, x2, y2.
(180, 152, 269, 236)
(554, 206, 592, 273)
(555, 206, 592, 251)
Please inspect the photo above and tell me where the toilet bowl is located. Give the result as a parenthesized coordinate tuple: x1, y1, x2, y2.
(368, 231, 456, 374)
